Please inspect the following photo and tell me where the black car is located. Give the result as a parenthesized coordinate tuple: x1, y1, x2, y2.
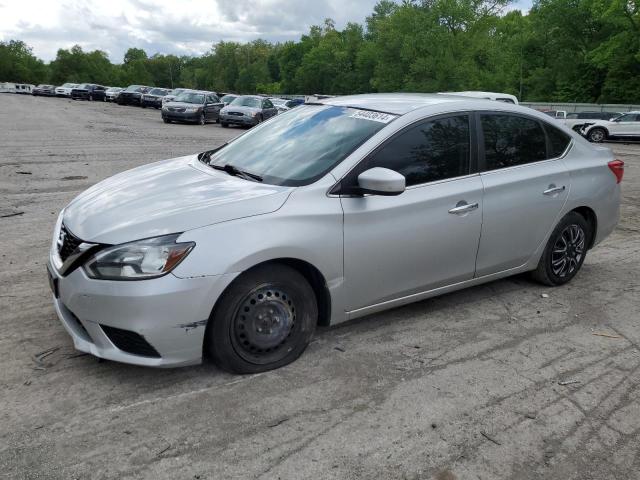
(70, 84, 106, 101)
(141, 88, 171, 109)
(32, 84, 56, 96)
(161, 91, 224, 125)
(117, 85, 151, 106)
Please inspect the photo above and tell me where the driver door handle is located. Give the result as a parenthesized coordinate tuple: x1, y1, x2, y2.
(448, 202, 479, 215)
(543, 185, 566, 196)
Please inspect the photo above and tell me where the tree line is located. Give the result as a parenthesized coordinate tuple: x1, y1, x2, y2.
(1, 0, 639, 103)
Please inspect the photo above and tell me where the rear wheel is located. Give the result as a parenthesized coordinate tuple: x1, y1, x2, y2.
(206, 264, 317, 374)
(532, 212, 591, 286)
(588, 127, 607, 143)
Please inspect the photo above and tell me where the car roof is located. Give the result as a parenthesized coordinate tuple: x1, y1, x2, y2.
(318, 93, 517, 116)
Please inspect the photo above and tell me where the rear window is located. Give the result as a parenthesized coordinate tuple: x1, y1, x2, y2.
(481, 114, 547, 170)
(544, 124, 571, 158)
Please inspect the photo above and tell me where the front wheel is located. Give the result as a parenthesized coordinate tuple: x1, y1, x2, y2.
(221, 122, 229, 128)
(206, 264, 317, 374)
(532, 212, 591, 286)
(588, 127, 607, 143)
(198, 112, 206, 125)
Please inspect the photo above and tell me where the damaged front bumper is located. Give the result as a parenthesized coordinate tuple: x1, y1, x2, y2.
(48, 259, 238, 367)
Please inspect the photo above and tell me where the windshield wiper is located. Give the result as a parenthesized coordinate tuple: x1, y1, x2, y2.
(209, 163, 263, 182)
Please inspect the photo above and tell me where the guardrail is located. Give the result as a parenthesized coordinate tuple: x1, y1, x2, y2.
(521, 102, 640, 113)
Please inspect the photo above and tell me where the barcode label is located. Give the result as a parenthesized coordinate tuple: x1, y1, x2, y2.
(350, 110, 396, 123)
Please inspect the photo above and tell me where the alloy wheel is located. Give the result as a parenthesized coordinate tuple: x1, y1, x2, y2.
(551, 224, 585, 278)
(589, 129, 605, 142)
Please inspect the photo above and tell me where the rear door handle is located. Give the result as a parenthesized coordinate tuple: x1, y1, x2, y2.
(543, 185, 566, 196)
(448, 202, 479, 215)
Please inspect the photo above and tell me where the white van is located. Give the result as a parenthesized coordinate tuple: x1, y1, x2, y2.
(15, 84, 35, 94)
(0, 82, 17, 93)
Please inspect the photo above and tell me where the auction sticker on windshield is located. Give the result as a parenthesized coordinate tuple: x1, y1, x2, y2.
(350, 110, 396, 123)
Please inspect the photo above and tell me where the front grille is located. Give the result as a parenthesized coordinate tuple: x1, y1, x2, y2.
(168, 107, 185, 113)
(57, 224, 83, 262)
(227, 111, 243, 116)
(101, 325, 161, 358)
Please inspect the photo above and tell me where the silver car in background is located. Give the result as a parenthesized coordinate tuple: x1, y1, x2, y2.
(48, 94, 622, 373)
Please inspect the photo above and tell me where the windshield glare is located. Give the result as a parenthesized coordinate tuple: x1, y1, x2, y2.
(125, 85, 143, 92)
(231, 97, 261, 108)
(175, 92, 205, 104)
(208, 105, 393, 186)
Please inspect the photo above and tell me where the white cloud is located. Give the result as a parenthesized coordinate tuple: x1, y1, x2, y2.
(0, 0, 380, 61)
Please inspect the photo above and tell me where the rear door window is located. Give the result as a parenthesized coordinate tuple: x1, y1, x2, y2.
(481, 114, 547, 170)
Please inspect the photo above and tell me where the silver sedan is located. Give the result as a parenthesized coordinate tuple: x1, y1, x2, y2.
(48, 94, 622, 373)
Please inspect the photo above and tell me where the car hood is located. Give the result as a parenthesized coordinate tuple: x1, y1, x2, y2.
(224, 105, 260, 115)
(62, 154, 292, 245)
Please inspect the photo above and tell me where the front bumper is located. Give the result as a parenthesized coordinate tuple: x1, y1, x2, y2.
(48, 257, 238, 368)
(220, 113, 259, 126)
(142, 98, 162, 108)
(162, 110, 201, 123)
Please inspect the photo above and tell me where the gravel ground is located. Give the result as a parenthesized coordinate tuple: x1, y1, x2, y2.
(1, 94, 639, 480)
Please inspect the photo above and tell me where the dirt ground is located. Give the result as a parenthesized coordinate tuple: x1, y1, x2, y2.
(1, 94, 639, 480)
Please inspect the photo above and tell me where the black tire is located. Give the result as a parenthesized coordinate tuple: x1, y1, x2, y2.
(532, 212, 591, 286)
(588, 127, 607, 143)
(163, 118, 170, 124)
(198, 112, 206, 125)
(206, 264, 318, 374)
(221, 122, 229, 128)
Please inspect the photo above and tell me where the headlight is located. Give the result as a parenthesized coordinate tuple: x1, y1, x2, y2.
(83, 234, 194, 280)
(185, 106, 199, 112)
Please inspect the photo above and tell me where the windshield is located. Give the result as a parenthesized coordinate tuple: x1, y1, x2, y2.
(221, 95, 237, 103)
(231, 96, 261, 108)
(78, 84, 90, 89)
(208, 105, 395, 186)
(61, 83, 75, 88)
(149, 88, 168, 95)
(106, 87, 121, 92)
(125, 85, 143, 92)
(175, 92, 205, 104)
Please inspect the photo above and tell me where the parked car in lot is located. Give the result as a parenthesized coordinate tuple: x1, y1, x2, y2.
(141, 88, 171, 108)
(562, 111, 621, 132)
(70, 84, 106, 101)
(48, 93, 622, 373)
(117, 85, 151, 106)
(442, 91, 519, 104)
(55, 83, 79, 97)
(105, 87, 123, 102)
(219, 95, 278, 128)
(32, 84, 56, 96)
(220, 94, 238, 105)
(269, 97, 290, 113)
(580, 111, 640, 142)
(161, 91, 223, 124)
(285, 98, 304, 108)
(162, 88, 189, 105)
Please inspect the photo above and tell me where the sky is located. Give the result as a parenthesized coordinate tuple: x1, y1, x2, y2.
(0, 0, 533, 63)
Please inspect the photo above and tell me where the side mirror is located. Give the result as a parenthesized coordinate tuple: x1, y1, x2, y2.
(357, 167, 405, 196)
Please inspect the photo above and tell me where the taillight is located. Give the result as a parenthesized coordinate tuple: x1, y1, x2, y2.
(608, 160, 624, 184)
